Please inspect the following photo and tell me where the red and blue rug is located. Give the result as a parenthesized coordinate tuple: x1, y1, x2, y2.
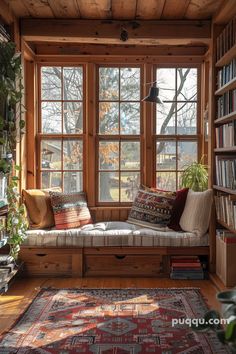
(0, 288, 229, 353)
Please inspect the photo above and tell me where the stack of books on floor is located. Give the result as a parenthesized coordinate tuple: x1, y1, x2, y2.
(0, 254, 15, 293)
(170, 256, 205, 280)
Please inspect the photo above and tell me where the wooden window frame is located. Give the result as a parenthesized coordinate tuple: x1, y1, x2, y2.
(96, 64, 144, 206)
(154, 64, 202, 190)
(37, 63, 86, 191)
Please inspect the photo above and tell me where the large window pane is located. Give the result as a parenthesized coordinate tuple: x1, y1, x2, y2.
(99, 141, 119, 170)
(156, 68, 175, 101)
(40, 65, 84, 193)
(156, 141, 176, 170)
(41, 172, 62, 189)
(178, 141, 197, 169)
(120, 172, 140, 202)
(42, 102, 62, 134)
(177, 68, 197, 101)
(41, 140, 62, 170)
(120, 103, 140, 134)
(99, 67, 119, 100)
(64, 172, 82, 193)
(63, 102, 83, 134)
(63, 139, 83, 170)
(121, 142, 140, 170)
(120, 68, 140, 101)
(99, 172, 119, 202)
(63, 67, 83, 101)
(99, 102, 119, 134)
(41, 66, 61, 100)
(177, 102, 197, 135)
(156, 172, 176, 191)
(98, 66, 141, 203)
(156, 102, 176, 135)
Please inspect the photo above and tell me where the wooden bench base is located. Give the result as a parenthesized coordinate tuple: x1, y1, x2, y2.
(19, 246, 209, 278)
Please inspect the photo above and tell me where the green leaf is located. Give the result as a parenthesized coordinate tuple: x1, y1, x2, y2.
(225, 320, 236, 341)
(19, 120, 25, 129)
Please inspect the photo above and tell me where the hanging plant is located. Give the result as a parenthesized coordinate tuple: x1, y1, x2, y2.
(7, 169, 28, 260)
(0, 42, 25, 173)
(0, 42, 27, 260)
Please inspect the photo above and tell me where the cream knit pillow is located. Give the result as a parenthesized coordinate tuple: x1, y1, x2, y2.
(179, 189, 213, 237)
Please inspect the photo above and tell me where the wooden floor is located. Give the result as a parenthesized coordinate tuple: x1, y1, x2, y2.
(0, 276, 222, 335)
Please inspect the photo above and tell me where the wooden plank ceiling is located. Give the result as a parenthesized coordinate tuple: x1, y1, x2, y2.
(4, 0, 224, 20)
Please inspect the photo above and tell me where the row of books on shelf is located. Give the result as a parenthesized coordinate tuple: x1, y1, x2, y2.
(216, 229, 236, 243)
(217, 89, 236, 118)
(170, 256, 206, 280)
(215, 193, 236, 229)
(0, 254, 15, 293)
(217, 58, 236, 89)
(216, 16, 236, 62)
(215, 121, 236, 148)
(215, 156, 236, 189)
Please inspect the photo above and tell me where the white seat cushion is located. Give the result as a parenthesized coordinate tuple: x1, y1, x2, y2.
(23, 221, 208, 248)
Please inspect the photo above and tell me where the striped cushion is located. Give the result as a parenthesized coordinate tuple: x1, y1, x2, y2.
(128, 188, 176, 229)
(49, 191, 92, 230)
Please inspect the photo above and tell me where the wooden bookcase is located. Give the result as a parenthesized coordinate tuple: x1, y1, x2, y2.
(213, 17, 236, 286)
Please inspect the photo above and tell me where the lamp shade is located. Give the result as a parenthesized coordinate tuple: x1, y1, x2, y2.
(142, 83, 163, 104)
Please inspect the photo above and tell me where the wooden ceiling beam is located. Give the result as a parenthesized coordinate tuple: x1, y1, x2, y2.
(21, 18, 211, 45)
(34, 43, 207, 56)
(213, 0, 236, 24)
(0, 0, 15, 24)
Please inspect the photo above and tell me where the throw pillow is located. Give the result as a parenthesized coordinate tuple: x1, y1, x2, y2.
(22, 187, 61, 229)
(49, 191, 92, 230)
(143, 186, 189, 231)
(179, 189, 213, 237)
(127, 188, 176, 229)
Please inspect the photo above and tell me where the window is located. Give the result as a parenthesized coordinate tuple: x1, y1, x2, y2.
(155, 67, 198, 190)
(39, 66, 84, 192)
(97, 67, 141, 203)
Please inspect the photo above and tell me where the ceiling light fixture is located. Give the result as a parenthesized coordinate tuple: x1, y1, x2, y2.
(142, 82, 163, 104)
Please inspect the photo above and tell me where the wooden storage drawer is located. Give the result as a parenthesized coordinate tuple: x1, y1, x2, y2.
(22, 251, 72, 276)
(20, 248, 83, 277)
(84, 254, 166, 277)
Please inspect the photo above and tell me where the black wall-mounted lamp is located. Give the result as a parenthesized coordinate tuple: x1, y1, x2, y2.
(142, 82, 163, 104)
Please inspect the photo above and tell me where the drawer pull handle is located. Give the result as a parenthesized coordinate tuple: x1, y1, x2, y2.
(115, 255, 126, 260)
(36, 253, 47, 257)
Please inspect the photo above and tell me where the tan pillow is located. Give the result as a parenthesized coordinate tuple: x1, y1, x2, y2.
(22, 188, 61, 229)
(179, 189, 213, 237)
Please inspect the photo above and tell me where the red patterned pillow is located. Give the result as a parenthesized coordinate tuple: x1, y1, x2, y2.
(128, 188, 176, 229)
(146, 186, 189, 231)
(49, 191, 92, 230)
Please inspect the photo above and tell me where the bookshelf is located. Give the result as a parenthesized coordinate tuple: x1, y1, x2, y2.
(213, 17, 236, 286)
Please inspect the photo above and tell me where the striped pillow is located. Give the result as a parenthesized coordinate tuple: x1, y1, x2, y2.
(49, 191, 92, 230)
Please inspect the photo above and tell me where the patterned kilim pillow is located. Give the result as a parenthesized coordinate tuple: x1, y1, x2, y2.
(128, 188, 176, 229)
(49, 191, 92, 230)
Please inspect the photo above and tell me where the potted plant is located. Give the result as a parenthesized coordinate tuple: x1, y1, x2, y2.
(0, 42, 27, 260)
(192, 290, 236, 353)
(180, 157, 208, 191)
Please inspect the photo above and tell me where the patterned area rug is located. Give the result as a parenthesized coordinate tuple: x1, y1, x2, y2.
(0, 288, 229, 354)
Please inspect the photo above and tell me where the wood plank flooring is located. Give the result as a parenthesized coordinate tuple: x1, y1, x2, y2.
(0, 277, 222, 335)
